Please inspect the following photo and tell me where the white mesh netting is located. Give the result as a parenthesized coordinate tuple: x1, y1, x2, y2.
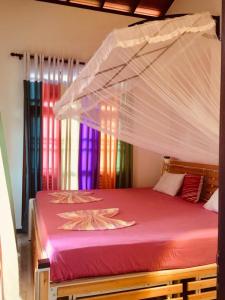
(54, 12, 221, 164)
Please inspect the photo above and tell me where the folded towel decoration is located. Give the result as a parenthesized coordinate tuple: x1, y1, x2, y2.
(48, 191, 103, 204)
(57, 208, 136, 231)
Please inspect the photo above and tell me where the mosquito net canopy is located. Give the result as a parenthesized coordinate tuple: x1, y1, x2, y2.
(54, 12, 220, 164)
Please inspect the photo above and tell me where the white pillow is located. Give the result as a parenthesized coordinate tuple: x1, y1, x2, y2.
(204, 189, 218, 213)
(153, 172, 185, 196)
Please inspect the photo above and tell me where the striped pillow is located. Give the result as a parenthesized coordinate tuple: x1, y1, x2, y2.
(181, 174, 203, 203)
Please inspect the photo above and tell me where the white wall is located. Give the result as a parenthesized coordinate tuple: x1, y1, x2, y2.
(0, 0, 162, 229)
(168, 0, 221, 15)
(133, 148, 162, 188)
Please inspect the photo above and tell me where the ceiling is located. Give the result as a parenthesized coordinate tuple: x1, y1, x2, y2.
(36, 0, 175, 19)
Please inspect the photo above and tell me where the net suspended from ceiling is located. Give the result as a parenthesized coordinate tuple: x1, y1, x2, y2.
(54, 12, 220, 164)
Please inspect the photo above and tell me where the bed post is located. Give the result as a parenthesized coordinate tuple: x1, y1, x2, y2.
(34, 259, 51, 300)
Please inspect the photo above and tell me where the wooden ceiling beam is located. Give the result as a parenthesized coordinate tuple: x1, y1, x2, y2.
(99, 0, 106, 8)
(130, 0, 141, 14)
(36, 0, 156, 18)
(161, 0, 175, 16)
(36, 0, 175, 18)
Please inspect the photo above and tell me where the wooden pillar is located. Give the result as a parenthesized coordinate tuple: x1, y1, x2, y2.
(218, 1, 225, 299)
(35, 259, 50, 300)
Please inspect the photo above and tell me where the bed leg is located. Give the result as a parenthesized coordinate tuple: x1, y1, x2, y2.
(34, 261, 51, 300)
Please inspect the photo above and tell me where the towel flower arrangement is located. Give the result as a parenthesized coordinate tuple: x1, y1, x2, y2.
(57, 208, 136, 231)
(48, 191, 103, 204)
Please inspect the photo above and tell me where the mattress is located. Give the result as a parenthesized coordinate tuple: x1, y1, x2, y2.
(35, 188, 218, 282)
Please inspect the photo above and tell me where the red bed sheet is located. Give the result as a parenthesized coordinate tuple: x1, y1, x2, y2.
(35, 188, 218, 282)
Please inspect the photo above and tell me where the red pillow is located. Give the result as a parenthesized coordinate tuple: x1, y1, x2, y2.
(181, 174, 203, 203)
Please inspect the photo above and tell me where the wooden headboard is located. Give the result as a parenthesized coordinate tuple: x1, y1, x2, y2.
(164, 159, 218, 202)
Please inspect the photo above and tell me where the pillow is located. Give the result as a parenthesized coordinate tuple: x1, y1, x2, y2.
(181, 174, 203, 203)
(204, 189, 218, 213)
(153, 172, 185, 196)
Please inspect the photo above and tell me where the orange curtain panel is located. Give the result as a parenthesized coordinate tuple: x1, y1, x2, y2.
(99, 104, 117, 188)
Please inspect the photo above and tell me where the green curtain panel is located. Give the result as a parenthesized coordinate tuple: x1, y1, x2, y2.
(22, 81, 42, 232)
(116, 141, 133, 188)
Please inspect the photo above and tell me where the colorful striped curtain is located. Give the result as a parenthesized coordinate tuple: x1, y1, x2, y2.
(99, 136, 133, 189)
(22, 53, 133, 232)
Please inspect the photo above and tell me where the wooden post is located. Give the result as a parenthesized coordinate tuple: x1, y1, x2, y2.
(35, 260, 50, 300)
(218, 1, 225, 299)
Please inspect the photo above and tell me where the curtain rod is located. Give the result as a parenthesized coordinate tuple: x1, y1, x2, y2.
(10, 52, 85, 65)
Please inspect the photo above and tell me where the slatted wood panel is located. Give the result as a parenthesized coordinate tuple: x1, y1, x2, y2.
(36, 0, 174, 18)
(77, 278, 217, 300)
(54, 264, 217, 299)
(165, 159, 218, 201)
(81, 283, 183, 299)
(189, 291, 216, 300)
(188, 278, 217, 291)
(78, 275, 217, 299)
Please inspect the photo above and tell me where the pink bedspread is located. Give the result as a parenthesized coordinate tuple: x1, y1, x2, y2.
(35, 188, 218, 283)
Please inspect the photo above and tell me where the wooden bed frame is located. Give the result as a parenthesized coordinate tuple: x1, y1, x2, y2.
(30, 159, 218, 300)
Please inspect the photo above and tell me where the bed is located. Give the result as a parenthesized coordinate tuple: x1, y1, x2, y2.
(30, 159, 218, 300)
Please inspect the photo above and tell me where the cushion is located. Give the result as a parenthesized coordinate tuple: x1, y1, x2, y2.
(153, 172, 185, 196)
(204, 189, 218, 213)
(181, 174, 203, 203)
